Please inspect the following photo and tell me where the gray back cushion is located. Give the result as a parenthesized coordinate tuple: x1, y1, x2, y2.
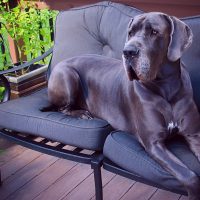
(49, 1, 200, 109)
(181, 16, 200, 110)
(49, 1, 143, 69)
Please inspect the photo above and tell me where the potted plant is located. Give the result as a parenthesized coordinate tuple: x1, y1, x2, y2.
(0, 0, 57, 98)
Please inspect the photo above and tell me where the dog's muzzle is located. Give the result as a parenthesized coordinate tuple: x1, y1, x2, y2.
(123, 45, 139, 59)
(123, 45, 140, 80)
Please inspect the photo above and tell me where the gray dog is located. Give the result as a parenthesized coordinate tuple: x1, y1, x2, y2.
(43, 12, 200, 199)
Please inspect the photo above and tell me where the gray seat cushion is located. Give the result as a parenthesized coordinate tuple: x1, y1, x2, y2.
(49, 1, 143, 72)
(0, 89, 113, 150)
(103, 131, 200, 193)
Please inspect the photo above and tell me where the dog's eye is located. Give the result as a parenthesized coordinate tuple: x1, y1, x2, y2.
(151, 29, 158, 36)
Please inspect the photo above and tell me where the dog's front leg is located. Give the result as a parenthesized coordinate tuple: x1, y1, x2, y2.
(184, 133, 200, 162)
(175, 99, 200, 165)
(143, 139, 200, 200)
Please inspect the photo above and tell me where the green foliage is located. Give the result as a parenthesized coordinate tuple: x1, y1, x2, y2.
(0, 86, 5, 101)
(0, 0, 58, 68)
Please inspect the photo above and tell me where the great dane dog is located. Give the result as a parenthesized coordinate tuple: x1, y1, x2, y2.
(42, 12, 200, 199)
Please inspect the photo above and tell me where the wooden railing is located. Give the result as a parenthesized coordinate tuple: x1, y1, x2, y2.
(43, 0, 200, 17)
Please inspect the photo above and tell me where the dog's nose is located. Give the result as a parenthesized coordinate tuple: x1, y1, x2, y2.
(123, 46, 139, 58)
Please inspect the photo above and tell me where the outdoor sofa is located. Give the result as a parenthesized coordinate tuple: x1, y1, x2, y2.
(0, 1, 200, 199)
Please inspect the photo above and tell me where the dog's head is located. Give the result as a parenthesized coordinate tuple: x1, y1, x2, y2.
(122, 12, 193, 81)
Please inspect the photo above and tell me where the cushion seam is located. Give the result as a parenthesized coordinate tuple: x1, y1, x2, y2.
(0, 109, 111, 130)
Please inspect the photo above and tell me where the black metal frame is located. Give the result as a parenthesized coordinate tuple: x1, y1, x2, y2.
(0, 47, 53, 102)
(0, 47, 53, 76)
(1, 127, 188, 200)
(0, 129, 104, 200)
(0, 74, 10, 102)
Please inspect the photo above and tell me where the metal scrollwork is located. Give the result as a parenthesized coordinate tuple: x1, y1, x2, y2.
(0, 74, 10, 103)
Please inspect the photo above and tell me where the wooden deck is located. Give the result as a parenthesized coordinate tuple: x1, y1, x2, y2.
(0, 142, 188, 200)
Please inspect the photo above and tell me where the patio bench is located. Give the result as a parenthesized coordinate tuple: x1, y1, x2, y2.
(0, 1, 200, 199)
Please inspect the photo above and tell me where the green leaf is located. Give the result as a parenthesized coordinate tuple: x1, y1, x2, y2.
(0, 87, 5, 101)
(0, 1, 57, 64)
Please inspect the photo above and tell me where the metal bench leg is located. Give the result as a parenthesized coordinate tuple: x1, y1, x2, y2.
(0, 169, 2, 186)
(91, 155, 103, 200)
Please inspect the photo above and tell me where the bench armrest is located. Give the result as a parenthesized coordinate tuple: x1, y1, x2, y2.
(0, 47, 53, 75)
(0, 74, 10, 103)
(0, 47, 53, 102)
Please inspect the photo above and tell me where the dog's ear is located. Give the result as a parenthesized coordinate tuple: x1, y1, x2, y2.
(166, 16, 193, 62)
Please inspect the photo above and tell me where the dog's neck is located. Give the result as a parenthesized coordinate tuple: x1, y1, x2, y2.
(156, 59, 181, 82)
(143, 59, 182, 102)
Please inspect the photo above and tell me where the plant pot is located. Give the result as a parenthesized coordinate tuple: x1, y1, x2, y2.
(5, 64, 48, 99)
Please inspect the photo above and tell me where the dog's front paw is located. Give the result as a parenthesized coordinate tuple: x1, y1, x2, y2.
(40, 105, 58, 112)
(79, 111, 93, 120)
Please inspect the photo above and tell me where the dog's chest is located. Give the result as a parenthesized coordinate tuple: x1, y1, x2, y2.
(133, 81, 182, 134)
(167, 121, 179, 135)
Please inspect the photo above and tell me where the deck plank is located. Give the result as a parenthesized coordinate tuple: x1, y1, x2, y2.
(62, 169, 115, 200)
(5, 158, 78, 200)
(33, 163, 93, 200)
(0, 145, 26, 166)
(0, 154, 58, 199)
(149, 189, 181, 200)
(120, 182, 157, 200)
(1, 149, 41, 181)
(99, 175, 135, 200)
(62, 173, 95, 200)
(0, 145, 192, 200)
